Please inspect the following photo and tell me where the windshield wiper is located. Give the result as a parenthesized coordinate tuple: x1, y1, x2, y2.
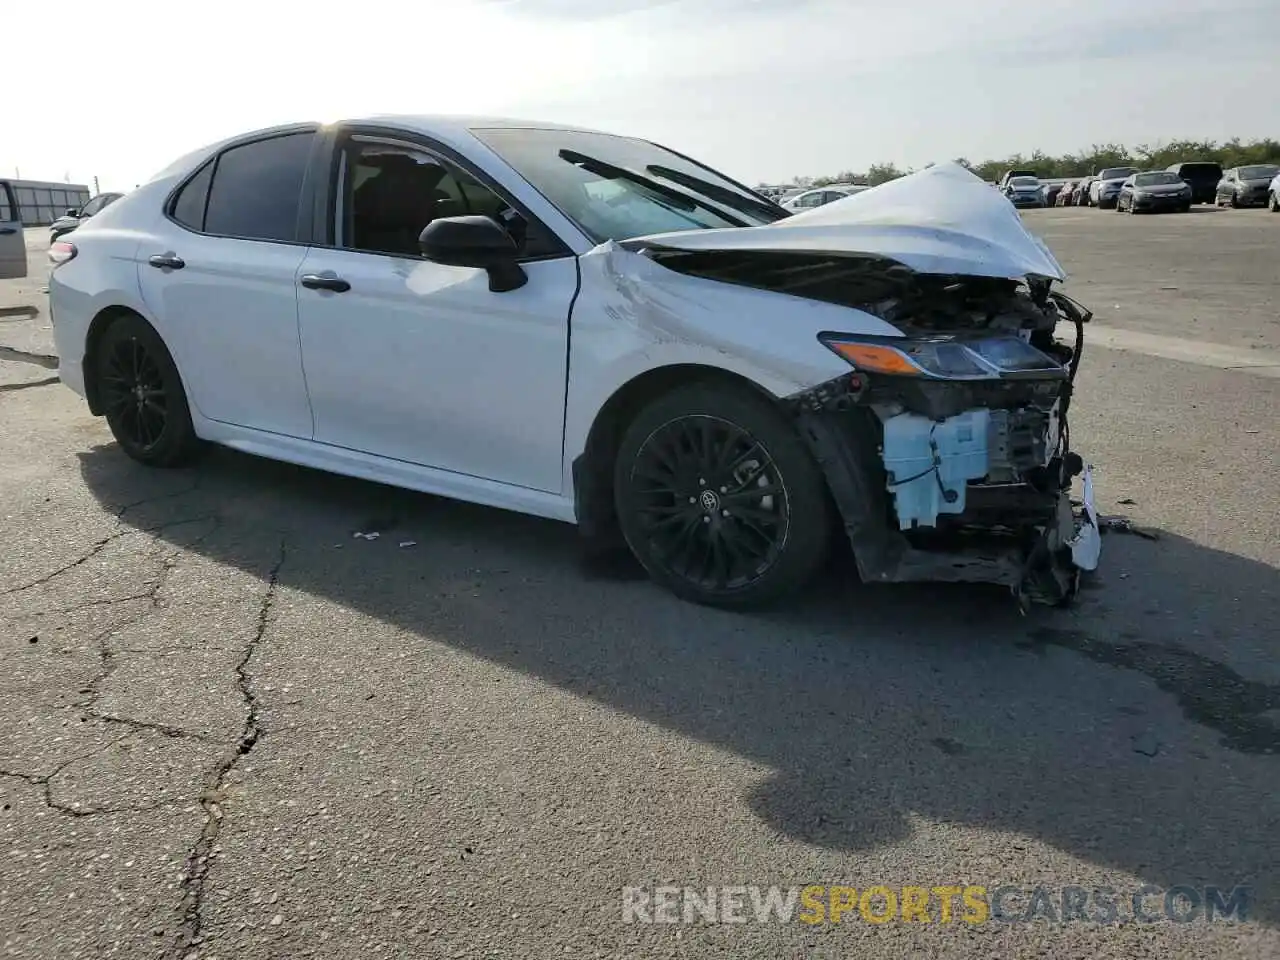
(558, 150, 750, 228)
(644, 164, 789, 222)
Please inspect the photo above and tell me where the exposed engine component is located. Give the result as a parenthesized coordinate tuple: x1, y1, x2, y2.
(643, 248, 1065, 335)
(783, 279, 1097, 607)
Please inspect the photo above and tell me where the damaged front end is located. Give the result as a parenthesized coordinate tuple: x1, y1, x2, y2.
(645, 246, 1101, 607)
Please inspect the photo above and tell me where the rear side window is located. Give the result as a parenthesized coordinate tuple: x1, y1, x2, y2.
(0, 183, 14, 222)
(171, 161, 215, 230)
(202, 132, 315, 242)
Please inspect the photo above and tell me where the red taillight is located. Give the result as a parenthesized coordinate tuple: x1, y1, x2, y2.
(49, 241, 77, 266)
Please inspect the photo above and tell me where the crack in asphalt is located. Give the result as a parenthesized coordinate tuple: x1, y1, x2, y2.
(0, 736, 155, 818)
(173, 538, 287, 956)
(0, 376, 59, 393)
(1, 531, 127, 596)
(1025, 627, 1280, 754)
(71, 520, 223, 731)
(0, 345, 58, 369)
(2, 495, 208, 597)
(92, 714, 221, 744)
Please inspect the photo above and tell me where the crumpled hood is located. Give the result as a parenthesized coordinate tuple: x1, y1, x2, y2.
(621, 161, 1066, 282)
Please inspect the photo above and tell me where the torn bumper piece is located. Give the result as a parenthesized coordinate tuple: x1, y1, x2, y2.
(788, 333, 1100, 606)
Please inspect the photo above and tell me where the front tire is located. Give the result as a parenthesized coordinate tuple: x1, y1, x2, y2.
(1270, 191, 1279, 212)
(94, 314, 201, 467)
(613, 382, 832, 608)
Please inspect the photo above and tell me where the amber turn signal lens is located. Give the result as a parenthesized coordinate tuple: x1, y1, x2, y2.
(825, 341, 921, 376)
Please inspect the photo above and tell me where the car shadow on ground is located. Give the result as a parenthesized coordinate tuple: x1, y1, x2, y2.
(78, 444, 1280, 923)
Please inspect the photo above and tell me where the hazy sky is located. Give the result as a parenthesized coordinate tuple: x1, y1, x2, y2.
(7, 0, 1278, 192)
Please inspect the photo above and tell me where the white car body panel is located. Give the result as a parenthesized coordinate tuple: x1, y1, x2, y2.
(295, 247, 578, 493)
(560, 241, 887, 491)
(138, 232, 314, 439)
(50, 121, 1070, 535)
(626, 162, 1066, 281)
(195, 417, 577, 522)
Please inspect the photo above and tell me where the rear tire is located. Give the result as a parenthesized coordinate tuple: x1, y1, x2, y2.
(94, 314, 202, 467)
(613, 382, 832, 608)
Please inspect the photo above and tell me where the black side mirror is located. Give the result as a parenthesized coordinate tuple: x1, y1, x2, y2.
(65, 208, 79, 217)
(418, 215, 527, 293)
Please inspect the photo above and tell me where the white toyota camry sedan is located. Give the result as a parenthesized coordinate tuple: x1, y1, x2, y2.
(48, 116, 1100, 608)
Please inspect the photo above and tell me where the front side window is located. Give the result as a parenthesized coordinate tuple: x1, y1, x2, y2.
(336, 140, 560, 260)
(472, 126, 785, 243)
(202, 132, 315, 242)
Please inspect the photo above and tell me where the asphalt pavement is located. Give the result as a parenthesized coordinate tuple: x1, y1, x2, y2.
(2, 208, 1278, 959)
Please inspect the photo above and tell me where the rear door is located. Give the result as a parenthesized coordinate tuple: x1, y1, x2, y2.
(136, 130, 319, 438)
(0, 181, 27, 279)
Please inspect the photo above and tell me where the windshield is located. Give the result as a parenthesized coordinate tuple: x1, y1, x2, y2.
(1239, 164, 1280, 181)
(1099, 167, 1136, 180)
(1134, 172, 1183, 186)
(472, 127, 787, 242)
(1010, 177, 1039, 188)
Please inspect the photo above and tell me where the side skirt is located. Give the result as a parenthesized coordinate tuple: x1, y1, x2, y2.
(194, 417, 578, 524)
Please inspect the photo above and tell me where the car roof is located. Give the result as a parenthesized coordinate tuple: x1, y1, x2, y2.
(154, 115, 633, 180)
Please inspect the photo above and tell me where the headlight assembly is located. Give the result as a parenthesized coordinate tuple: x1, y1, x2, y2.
(818, 332, 1067, 380)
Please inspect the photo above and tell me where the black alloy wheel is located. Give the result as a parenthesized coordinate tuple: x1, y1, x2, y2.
(614, 383, 832, 608)
(102, 336, 168, 450)
(96, 314, 200, 466)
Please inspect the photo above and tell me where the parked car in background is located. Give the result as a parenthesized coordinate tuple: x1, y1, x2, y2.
(781, 184, 867, 211)
(1042, 181, 1065, 206)
(1004, 176, 1044, 208)
(1215, 165, 1280, 208)
(1165, 161, 1223, 204)
(1090, 167, 1138, 209)
(1071, 177, 1096, 206)
(1056, 181, 1078, 206)
(1115, 171, 1193, 214)
(0, 180, 27, 279)
(1269, 170, 1280, 212)
(49, 192, 124, 241)
(998, 169, 1038, 190)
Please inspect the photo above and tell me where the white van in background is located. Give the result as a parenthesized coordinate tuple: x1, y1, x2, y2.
(0, 181, 28, 279)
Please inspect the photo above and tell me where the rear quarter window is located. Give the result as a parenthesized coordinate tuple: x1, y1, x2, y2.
(170, 160, 215, 231)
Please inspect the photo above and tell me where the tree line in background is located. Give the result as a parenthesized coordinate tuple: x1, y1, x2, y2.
(771, 138, 1280, 188)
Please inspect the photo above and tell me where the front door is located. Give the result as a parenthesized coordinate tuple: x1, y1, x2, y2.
(0, 182, 26, 280)
(296, 135, 577, 494)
